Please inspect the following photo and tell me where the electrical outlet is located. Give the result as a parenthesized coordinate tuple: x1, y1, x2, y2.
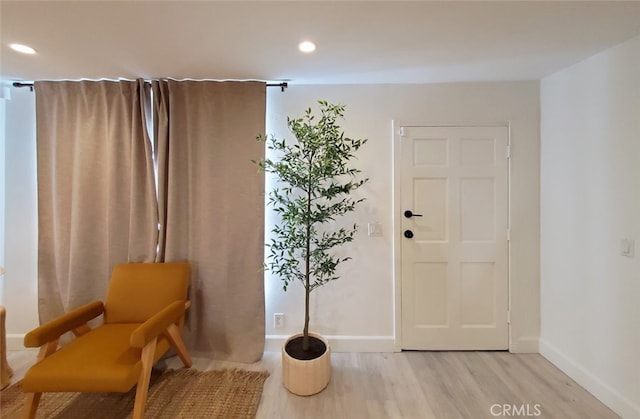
(273, 313, 285, 329)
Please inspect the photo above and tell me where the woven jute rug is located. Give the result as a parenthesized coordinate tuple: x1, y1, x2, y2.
(0, 368, 270, 418)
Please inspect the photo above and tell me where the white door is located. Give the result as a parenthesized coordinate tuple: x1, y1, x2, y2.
(400, 126, 509, 350)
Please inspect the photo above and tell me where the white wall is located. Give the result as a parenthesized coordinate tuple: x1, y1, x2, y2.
(0, 86, 6, 303)
(540, 35, 640, 418)
(3, 86, 39, 349)
(265, 82, 540, 352)
(3, 81, 541, 354)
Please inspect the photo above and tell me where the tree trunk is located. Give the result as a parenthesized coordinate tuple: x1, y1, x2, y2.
(303, 173, 312, 352)
(303, 284, 310, 351)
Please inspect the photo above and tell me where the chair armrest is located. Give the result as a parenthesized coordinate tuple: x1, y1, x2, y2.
(130, 301, 186, 349)
(24, 301, 105, 348)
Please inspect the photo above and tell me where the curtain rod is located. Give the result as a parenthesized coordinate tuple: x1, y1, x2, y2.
(12, 81, 288, 92)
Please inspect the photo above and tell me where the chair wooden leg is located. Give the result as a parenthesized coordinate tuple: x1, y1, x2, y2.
(0, 306, 13, 390)
(22, 392, 42, 419)
(132, 337, 157, 419)
(164, 324, 192, 368)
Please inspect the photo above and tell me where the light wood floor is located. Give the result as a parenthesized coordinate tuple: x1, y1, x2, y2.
(6, 350, 618, 419)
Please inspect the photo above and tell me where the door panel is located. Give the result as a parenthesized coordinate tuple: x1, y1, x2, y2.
(401, 126, 508, 350)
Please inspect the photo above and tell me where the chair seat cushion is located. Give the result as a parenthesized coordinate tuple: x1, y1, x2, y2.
(22, 323, 170, 393)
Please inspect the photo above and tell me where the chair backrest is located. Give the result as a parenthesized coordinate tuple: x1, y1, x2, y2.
(104, 262, 190, 324)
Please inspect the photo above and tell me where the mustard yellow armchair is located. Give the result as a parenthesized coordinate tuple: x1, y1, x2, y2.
(21, 262, 192, 419)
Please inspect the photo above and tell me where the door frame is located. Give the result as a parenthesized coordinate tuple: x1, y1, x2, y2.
(392, 121, 513, 352)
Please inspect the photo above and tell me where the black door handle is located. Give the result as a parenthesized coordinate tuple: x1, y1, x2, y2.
(404, 230, 414, 239)
(404, 210, 423, 218)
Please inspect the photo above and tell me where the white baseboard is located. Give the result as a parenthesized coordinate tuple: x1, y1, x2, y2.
(7, 334, 27, 350)
(540, 339, 640, 419)
(268, 335, 540, 354)
(265, 335, 397, 353)
(509, 336, 539, 353)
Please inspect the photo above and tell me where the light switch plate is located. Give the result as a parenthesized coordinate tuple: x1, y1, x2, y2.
(368, 222, 383, 237)
(620, 239, 635, 257)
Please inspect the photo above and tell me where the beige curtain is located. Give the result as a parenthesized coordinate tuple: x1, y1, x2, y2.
(153, 80, 266, 362)
(35, 80, 158, 323)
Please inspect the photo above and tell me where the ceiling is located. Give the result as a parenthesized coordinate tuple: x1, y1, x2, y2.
(2, 1, 640, 85)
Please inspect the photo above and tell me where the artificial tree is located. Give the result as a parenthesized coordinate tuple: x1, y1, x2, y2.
(256, 101, 368, 355)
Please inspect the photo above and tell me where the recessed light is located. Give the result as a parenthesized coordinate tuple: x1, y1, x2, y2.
(298, 41, 316, 53)
(9, 43, 36, 55)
